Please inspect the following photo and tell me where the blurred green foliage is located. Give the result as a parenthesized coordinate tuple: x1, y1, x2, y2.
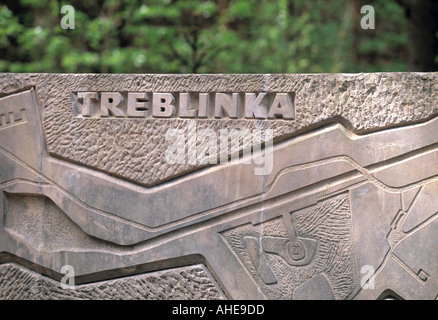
(0, 0, 409, 73)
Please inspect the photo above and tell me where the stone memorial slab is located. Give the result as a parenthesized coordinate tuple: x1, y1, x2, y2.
(0, 73, 437, 300)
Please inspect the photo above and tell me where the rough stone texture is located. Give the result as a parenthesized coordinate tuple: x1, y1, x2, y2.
(0, 263, 225, 300)
(0, 73, 437, 187)
(0, 73, 437, 300)
(4, 194, 119, 253)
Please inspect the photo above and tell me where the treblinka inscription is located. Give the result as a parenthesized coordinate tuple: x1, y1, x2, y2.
(73, 91, 295, 119)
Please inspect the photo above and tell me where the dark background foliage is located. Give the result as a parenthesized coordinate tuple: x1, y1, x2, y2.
(1, 0, 437, 73)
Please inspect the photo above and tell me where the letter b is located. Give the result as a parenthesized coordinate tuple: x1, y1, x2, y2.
(152, 93, 175, 117)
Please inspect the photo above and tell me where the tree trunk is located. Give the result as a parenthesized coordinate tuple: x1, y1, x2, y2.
(397, 0, 438, 71)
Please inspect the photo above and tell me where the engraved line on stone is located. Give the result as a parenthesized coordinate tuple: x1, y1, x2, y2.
(391, 253, 429, 285)
(388, 209, 404, 234)
(388, 186, 423, 238)
(0, 147, 432, 239)
(0, 142, 267, 235)
(265, 145, 438, 196)
(0, 179, 151, 233)
(0, 108, 27, 130)
(3, 139, 438, 250)
(353, 211, 438, 299)
(243, 236, 278, 285)
(400, 210, 438, 238)
(0, 178, 50, 189)
(405, 186, 424, 215)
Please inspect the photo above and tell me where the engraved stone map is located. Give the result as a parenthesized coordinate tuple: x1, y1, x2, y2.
(0, 73, 436, 300)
